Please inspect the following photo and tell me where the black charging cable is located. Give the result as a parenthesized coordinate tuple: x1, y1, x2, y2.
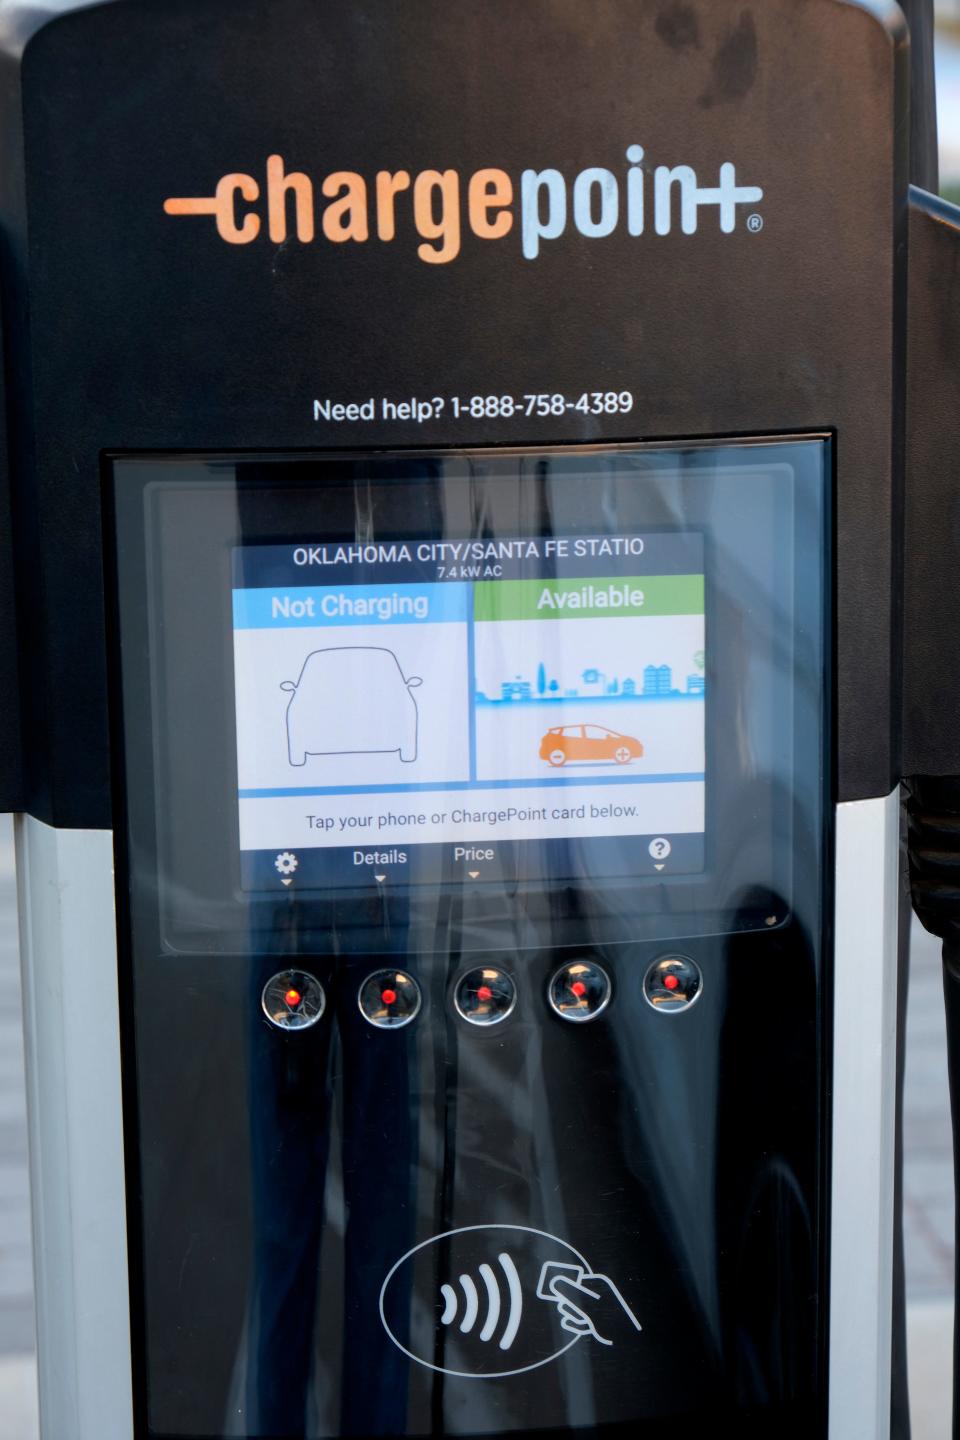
(906, 778, 960, 1438)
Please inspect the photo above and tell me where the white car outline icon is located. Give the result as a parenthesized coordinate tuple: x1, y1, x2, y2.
(280, 646, 423, 766)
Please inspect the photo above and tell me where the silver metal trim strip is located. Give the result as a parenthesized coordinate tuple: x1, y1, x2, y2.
(829, 790, 901, 1440)
(16, 818, 132, 1440)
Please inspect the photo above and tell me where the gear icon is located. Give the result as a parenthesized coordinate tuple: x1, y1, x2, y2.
(274, 851, 299, 877)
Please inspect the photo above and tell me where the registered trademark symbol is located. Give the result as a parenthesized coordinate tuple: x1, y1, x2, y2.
(747, 213, 764, 233)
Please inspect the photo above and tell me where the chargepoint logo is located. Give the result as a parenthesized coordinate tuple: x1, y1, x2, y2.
(163, 146, 763, 264)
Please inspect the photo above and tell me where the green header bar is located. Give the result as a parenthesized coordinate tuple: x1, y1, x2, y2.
(474, 574, 704, 622)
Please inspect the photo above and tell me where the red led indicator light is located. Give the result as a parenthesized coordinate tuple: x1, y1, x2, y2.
(381, 988, 398, 1006)
(477, 985, 494, 1002)
(284, 988, 302, 1008)
(571, 980, 588, 999)
(663, 974, 680, 992)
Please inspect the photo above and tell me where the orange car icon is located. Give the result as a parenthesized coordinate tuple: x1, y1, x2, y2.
(539, 724, 644, 767)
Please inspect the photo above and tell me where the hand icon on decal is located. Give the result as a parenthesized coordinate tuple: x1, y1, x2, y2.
(536, 1261, 642, 1346)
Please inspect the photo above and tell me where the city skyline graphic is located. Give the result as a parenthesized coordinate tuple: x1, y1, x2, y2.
(476, 659, 706, 706)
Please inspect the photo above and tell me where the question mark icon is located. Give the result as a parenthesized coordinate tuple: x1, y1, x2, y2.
(432, 396, 445, 417)
(648, 838, 671, 860)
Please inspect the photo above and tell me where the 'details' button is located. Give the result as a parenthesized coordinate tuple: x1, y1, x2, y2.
(643, 955, 703, 1013)
(358, 969, 422, 1029)
(548, 961, 612, 1023)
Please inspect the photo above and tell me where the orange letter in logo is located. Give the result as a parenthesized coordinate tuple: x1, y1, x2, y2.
(321, 173, 370, 243)
(266, 155, 315, 243)
(413, 170, 461, 264)
(163, 173, 261, 244)
(375, 171, 411, 241)
(468, 169, 513, 240)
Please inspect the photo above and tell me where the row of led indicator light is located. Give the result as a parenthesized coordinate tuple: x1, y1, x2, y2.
(262, 956, 702, 1032)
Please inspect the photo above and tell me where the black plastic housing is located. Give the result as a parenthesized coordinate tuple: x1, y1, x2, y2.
(0, 0, 908, 823)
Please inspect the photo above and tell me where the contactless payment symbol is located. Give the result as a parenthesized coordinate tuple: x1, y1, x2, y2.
(379, 1224, 641, 1379)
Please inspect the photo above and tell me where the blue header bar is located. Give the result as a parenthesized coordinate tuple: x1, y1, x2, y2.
(233, 582, 469, 629)
(232, 532, 704, 588)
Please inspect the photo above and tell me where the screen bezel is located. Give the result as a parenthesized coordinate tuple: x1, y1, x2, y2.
(105, 437, 831, 958)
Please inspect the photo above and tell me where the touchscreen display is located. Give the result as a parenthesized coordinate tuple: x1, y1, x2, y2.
(110, 438, 828, 945)
(233, 530, 706, 889)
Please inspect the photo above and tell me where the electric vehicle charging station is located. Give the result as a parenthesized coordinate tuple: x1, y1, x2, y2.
(0, 0, 957, 1437)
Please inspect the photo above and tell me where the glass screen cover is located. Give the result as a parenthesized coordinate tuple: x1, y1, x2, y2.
(233, 530, 706, 891)
(109, 438, 828, 954)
